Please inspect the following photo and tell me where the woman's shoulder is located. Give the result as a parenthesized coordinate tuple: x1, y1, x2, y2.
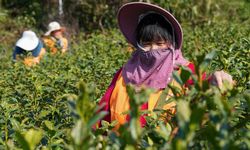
(112, 68, 123, 80)
(61, 37, 68, 42)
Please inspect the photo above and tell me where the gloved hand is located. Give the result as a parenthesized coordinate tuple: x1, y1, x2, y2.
(56, 39, 64, 49)
(210, 70, 234, 91)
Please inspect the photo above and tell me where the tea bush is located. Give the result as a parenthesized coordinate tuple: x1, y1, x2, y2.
(0, 0, 249, 149)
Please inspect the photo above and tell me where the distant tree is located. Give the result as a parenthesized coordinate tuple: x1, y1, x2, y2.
(1, 0, 132, 33)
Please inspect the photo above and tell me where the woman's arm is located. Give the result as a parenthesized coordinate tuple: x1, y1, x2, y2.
(24, 48, 46, 66)
(61, 38, 68, 53)
(185, 62, 234, 89)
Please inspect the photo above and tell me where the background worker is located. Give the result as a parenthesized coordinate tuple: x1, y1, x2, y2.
(43, 21, 68, 54)
(13, 30, 46, 66)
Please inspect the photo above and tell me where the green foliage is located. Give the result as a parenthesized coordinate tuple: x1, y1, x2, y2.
(0, 0, 249, 149)
(0, 30, 129, 149)
(170, 51, 249, 149)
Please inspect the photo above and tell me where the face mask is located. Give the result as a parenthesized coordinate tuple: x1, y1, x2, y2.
(122, 44, 175, 89)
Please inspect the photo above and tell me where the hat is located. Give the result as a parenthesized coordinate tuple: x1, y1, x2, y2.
(45, 21, 63, 36)
(118, 2, 183, 49)
(16, 30, 39, 51)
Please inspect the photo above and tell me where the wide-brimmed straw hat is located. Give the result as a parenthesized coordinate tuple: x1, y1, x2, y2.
(118, 2, 183, 49)
(45, 21, 64, 36)
(16, 30, 39, 51)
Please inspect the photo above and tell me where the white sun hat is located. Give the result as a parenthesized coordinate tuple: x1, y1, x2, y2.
(16, 30, 39, 51)
(45, 21, 62, 36)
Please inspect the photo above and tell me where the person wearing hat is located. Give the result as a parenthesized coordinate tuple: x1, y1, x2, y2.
(97, 2, 234, 131)
(43, 21, 68, 54)
(13, 30, 46, 66)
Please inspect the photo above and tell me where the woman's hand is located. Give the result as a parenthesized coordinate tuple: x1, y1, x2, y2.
(210, 70, 234, 90)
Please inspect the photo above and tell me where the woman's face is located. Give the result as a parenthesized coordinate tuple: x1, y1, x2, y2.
(140, 40, 171, 51)
(51, 30, 62, 39)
